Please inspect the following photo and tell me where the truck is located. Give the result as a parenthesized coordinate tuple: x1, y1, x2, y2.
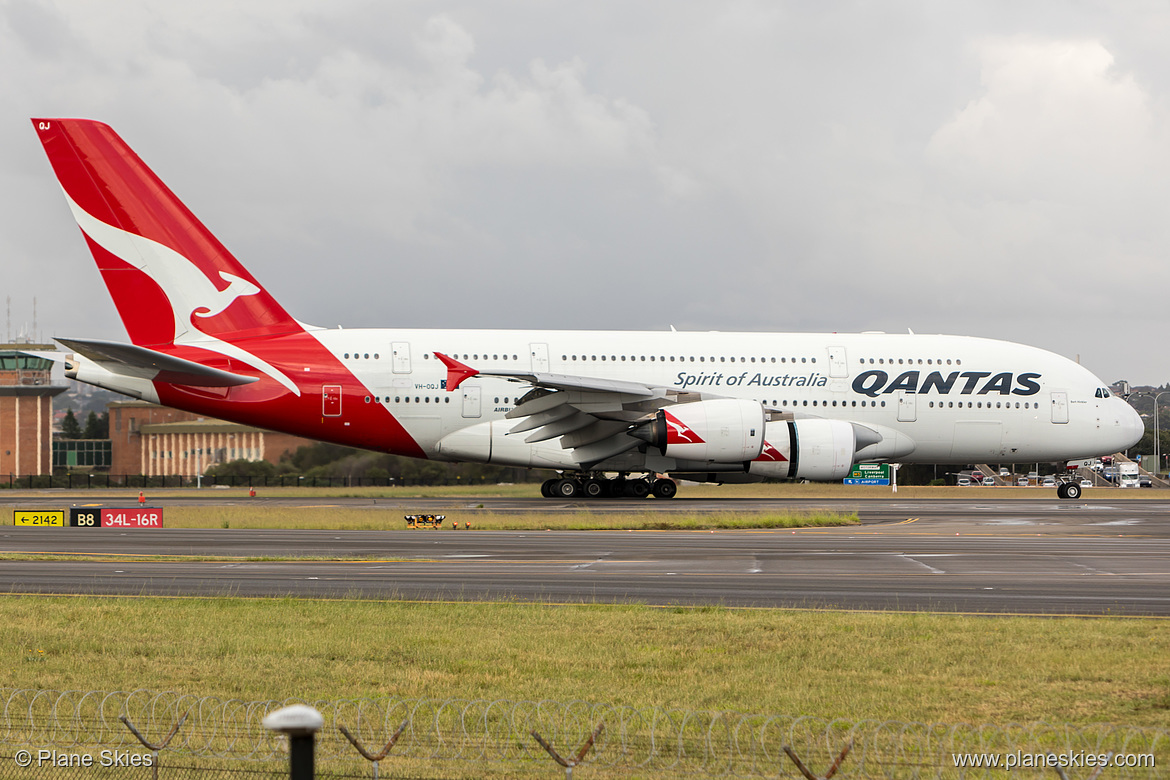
(1119, 462, 1140, 488)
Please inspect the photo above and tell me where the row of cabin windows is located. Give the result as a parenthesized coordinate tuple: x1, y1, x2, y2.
(344, 352, 524, 361)
(772, 399, 887, 408)
(367, 396, 516, 405)
(930, 401, 1035, 409)
(766, 399, 1036, 409)
(860, 358, 962, 366)
(363, 395, 1036, 410)
(342, 352, 971, 368)
(564, 354, 816, 364)
(367, 396, 451, 404)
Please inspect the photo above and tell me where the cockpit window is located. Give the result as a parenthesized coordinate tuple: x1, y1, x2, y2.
(1094, 388, 1112, 399)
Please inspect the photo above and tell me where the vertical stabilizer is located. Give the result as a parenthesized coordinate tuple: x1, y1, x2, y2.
(31, 118, 301, 348)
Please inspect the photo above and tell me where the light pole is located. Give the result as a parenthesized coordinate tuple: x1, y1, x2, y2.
(1155, 391, 1169, 476)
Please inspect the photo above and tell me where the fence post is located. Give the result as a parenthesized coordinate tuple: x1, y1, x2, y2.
(782, 742, 852, 780)
(338, 720, 408, 779)
(531, 723, 604, 780)
(263, 704, 324, 780)
(119, 711, 188, 780)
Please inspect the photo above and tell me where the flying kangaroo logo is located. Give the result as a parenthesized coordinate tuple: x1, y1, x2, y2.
(754, 441, 787, 462)
(663, 410, 705, 445)
(191, 271, 261, 319)
(62, 190, 300, 395)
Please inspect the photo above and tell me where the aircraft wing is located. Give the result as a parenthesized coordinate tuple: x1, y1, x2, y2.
(55, 338, 260, 387)
(435, 351, 696, 468)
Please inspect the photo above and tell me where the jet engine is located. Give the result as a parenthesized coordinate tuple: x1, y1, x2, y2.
(748, 418, 856, 481)
(630, 399, 766, 464)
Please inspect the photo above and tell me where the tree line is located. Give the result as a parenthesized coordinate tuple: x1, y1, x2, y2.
(58, 409, 109, 439)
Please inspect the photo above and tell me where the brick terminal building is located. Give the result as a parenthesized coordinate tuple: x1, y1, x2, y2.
(0, 343, 67, 477)
(109, 401, 312, 476)
(0, 343, 313, 478)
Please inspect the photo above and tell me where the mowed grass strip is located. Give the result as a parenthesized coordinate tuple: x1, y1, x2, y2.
(6, 596, 1170, 728)
(2, 506, 857, 532)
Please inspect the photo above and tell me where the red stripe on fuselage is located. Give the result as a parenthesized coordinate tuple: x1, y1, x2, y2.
(153, 333, 427, 458)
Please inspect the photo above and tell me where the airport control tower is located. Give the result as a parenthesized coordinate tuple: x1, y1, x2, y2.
(0, 342, 66, 476)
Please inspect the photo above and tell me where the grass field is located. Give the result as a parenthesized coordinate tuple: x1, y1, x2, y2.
(3, 483, 1168, 730)
(6, 596, 1169, 728)
(0, 505, 857, 532)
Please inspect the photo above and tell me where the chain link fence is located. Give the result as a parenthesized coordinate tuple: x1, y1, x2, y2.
(0, 688, 1164, 778)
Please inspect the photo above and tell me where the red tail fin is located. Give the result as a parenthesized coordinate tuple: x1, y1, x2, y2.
(32, 118, 301, 348)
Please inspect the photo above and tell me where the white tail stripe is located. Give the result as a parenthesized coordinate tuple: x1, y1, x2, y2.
(61, 189, 301, 396)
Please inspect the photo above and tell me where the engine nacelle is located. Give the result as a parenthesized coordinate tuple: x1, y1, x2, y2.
(632, 399, 765, 464)
(748, 418, 856, 481)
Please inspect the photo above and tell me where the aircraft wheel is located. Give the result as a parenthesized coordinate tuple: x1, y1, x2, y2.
(583, 479, 605, 499)
(651, 479, 678, 499)
(1063, 482, 1081, 500)
(540, 478, 558, 498)
(1056, 482, 1069, 499)
(625, 479, 651, 499)
(605, 480, 626, 498)
(553, 478, 581, 498)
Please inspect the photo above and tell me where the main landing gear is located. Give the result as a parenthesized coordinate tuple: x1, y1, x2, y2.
(1056, 480, 1082, 500)
(540, 473, 678, 499)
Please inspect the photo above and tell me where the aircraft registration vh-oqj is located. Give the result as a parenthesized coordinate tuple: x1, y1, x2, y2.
(30, 118, 1143, 500)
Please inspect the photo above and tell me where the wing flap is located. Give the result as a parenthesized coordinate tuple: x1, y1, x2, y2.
(523, 412, 596, 443)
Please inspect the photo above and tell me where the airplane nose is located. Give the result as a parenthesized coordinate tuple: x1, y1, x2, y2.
(1116, 399, 1145, 451)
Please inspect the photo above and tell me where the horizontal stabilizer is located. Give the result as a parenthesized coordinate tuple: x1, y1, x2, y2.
(56, 337, 260, 387)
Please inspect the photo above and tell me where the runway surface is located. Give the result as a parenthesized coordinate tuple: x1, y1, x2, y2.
(3, 496, 1169, 615)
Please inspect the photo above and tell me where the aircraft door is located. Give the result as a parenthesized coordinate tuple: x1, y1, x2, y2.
(828, 347, 848, 378)
(896, 390, 916, 422)
(462, 384, 482, 418)
(392, 342, 411, 374)
(530, 343, 549, 373)
(1050, 391, 1069, 424)
(322, 385, 342, 417)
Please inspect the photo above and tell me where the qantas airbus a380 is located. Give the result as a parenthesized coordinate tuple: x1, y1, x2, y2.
(29, 118, 1143, 499)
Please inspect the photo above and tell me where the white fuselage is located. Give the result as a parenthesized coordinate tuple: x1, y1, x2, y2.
(309, 328, 1142, 468)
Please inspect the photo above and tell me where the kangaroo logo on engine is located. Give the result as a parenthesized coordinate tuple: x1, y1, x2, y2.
(851, 370, 1041, 398)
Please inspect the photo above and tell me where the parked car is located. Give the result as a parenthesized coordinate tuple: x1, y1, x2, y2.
(1017, 476, 1029, 486)
(957, 477, 971, 486)
(1041, 476, 1057, 487)
(999, 468, 1010, 477)
(971, 470, 984, 484)
(1080, 478, 1093, 488)
(1139, 474, 1153, 488)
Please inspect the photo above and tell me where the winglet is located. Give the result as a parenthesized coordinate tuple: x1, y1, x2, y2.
(434, 352, 478, 391)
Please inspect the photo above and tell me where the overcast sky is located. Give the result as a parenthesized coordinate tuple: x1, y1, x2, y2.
(3, 0, 1169, 385)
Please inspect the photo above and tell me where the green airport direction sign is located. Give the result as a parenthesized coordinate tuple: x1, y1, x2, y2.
(845, 463, 890, 485)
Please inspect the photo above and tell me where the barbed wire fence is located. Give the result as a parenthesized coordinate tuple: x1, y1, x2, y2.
(0, 688, 1164, 778)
